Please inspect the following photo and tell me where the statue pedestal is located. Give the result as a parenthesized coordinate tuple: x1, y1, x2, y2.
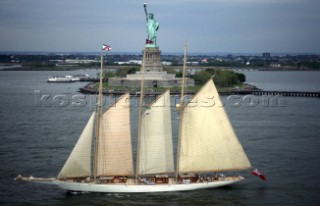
(143, 47, 162, 72)
(108, 47, 194, 88)
(125, 47, 174, 82)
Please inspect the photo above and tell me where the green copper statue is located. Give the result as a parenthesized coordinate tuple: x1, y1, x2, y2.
(144, 3, 159, 47)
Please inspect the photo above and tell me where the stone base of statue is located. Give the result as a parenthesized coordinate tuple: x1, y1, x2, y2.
(108, 47, 194, 88)
(142, 47, 162, 72)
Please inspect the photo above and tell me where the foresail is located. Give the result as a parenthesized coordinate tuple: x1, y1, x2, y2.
(139, 90, 174, 175)
(58, 111, 95, 178)
(97, 93, 134, 176)
(178, 80, 251, 173)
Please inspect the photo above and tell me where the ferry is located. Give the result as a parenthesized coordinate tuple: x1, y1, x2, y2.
(47, 75, 78, 83)
(47, 74, 89, 83)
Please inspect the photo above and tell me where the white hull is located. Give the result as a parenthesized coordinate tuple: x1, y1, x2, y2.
(47, 79, 74, 83)
(53, 177, 244, 193)
(47, 75, 79, 83)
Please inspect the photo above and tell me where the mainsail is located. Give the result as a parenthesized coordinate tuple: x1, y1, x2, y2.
(58, 111, 95, 178)
(178, 80, 251, 173)
(138, 90, 174, 175)
(96, 93, 134, 176)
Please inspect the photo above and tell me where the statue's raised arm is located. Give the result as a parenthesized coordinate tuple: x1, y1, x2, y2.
(144, 3, 148, 20)
(143, 3, 159, 47)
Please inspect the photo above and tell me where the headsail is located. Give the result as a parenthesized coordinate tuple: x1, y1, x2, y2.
(178, 80, 251, 173)
(58, 111, 95, 178)
(138, 90, 174, 175)
(96, 93, 134, 176)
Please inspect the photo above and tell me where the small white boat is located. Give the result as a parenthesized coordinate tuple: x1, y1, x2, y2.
(47, 75, 78, 83)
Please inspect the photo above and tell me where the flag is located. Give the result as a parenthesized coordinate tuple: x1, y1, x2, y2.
(102, 44, 112, 51)
(251, 168, 266, 181)
(146, 39, 154, 44)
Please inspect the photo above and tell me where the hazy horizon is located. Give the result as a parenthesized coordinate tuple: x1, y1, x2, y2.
(1, 51, 319, 57)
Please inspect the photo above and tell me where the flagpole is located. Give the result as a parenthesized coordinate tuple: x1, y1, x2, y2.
(98, 51, 104, 115)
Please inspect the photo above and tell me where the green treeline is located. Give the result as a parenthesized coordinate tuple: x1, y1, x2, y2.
(102, 66, 245, 88)
(102, 67, 140, 78)
(193, 69, 245, 87)
(78, 62, 118, 68)
(22, 62, 56, 68)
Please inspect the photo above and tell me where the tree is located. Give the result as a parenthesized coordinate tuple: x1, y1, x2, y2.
(127, 67, 139, 74)
(193, 70, 212, 84)
(236, 73, 246, 82)
(193, 69, 245, 87)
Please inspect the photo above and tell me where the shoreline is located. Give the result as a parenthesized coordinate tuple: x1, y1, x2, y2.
(78, 82, 319, 98)
(79, 82, 260, 96)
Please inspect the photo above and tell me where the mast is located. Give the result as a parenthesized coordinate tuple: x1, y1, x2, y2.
(180, 44, 187, 102)
(175, 43, 187, 181)
(93, 50, 104, 181)
(135, 48, 147, 181)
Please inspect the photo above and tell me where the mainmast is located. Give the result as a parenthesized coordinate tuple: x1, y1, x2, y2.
(175, 43, 188, 181)
(94, 44, 111, 181)
(135, 48, 147, 181)
(93, 51, 104, 181)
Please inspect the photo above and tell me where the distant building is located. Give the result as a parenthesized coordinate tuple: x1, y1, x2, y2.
(64, 59, 99, 64)
(262, 52, 271, 59)
(116, 60, 142, 65)
(161, 61, 172, 66)
(270, 63, 281, 68)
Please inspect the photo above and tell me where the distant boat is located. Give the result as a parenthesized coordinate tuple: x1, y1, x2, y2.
(16, 46, 252, 193)
(47, 75, 78, 83)
(47, 74, 89, 83)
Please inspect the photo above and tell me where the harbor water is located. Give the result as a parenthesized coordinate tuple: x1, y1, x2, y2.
(0, 70, 320, 205)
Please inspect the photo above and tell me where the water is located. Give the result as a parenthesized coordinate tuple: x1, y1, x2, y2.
(243, 71, 320, 92)
(0, 70, 320, 205)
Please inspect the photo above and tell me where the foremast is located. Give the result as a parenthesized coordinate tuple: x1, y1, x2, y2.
(175, 43, 188, 181)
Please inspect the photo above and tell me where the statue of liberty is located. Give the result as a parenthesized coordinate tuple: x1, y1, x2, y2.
(144, 3, 159, 47)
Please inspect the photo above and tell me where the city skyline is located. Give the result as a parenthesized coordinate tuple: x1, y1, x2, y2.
(0, 0, 319, 54)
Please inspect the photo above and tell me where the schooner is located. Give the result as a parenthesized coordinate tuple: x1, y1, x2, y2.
(15, 43, 252, 192)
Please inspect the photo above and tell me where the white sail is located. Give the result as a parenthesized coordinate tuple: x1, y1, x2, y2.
(178, 80, 251, 173)
(97, 93, 134, 176)
(138, 90, 174, 175)
(58, 111, 95, 178)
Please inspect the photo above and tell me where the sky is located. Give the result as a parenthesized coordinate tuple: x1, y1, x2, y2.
(0, 0, 320, 54)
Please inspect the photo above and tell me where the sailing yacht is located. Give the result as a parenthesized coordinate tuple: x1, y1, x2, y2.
(16, 47, 252, 193)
